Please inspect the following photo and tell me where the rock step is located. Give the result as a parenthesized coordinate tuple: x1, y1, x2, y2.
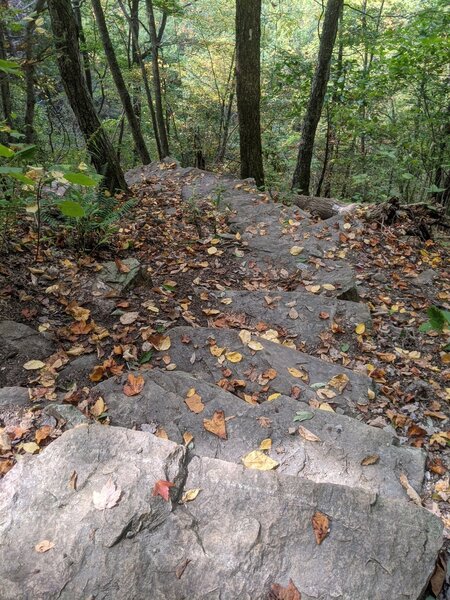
(0, 425, 441, 600)
(155, 326, 373, 414)
(202, 288, 370, 352)
(180, 170, 360, 300)
(96, 368, 425, 500)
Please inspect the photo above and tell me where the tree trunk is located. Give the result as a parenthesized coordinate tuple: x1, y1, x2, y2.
(145, 0, 170, 157)
(91, 0, 151, 164)
(72, 0, 93, 97)
(24, 0, 46, 144)
(292, 0, 343, 195)
(0, 0, 12, 128)
(48, 0, 127, 192)
(235, 0, 264, 187)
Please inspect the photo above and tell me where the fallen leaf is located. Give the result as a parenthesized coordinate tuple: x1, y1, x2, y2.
(290, 246, 304, 256)
(35, 540, 55, 553)
(318, 402, 334, 412)
(22, 442, 40, 454)
(155, 427, 168, 440)
(225, 351, 243, 363)
(242, 450, 279, 471)
(89, 365, 105, 382)
(355, 323, 366, 335)
(361, 454, 380, 466)
(239, 329, 252, 344)
(399, 473, 422, 506)
(23, 359, 45, 370)
(322, 284, 336, 291)
(288, 308, 299, 320)
(115, 257, 131, 273)
(210, 344, 225, 357)
(35, 425, 53, 444)
(152, 479, 175, 501)
(269, 579, 302, 600)
(293, 410, 314, 423)
(123, 373, 145, 396)
(90, 397, 106, 417)
(259, 438, 272, 450)
(298, 426, 321, 442)
(248, 340, 264, 351)
(311, 511, 330, 545)
(120, 311, 139, 325)
(183, 432, 194, 445)
(184, 389, 205, 414)
(203, 410, 227, 439)
(327, 373, 349, 393)
(92, 478, 121, 510)
(147, 334, 171, 351)
(287, 367, 308, 380)
(267, 392, 281, 401)
(68, 470, 78, 490)
(181, 488, 201, 503)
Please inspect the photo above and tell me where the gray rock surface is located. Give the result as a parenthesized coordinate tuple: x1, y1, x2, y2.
(156, 326, 373, 412)
(204, 288, 370, 350)
(0, 386, 30, 408)
(96, 368, 425, 499)
(95, 258, 142, 295)
(42, 404, 90, 429)
(57, 354, 98, 390)
(0, 425, 442, 600)
(0, 321, 55, 386)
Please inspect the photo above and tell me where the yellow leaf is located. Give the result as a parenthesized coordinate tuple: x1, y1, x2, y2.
(239, 330, 252, 345)
(355, 323, 366, 335)
(305, 285, 321, 294)
(290, 246, 304, 256)
(210, 344, 225, 357)
(155, 427, 168, 440)
(267, 393, 281, 402)
(298, 426, 321, 442)
(322, 283, 336, 291)
(248, 340, 264, 351)
(242, 450, 279, 471)
(90, 397, 106, 417)
(184, 392, 205, 414)
(23, 360, 45, 370)
(361, 454, 380, 466)
(21, 441, 40, 454)
(225, 351, 243, 363)
(183, 432, 194, 445)
(259, 438, 272, 450)
(181, 488, 201, 503)
(368, 388, 376, 400)
(207, 246, 218, 255)
(318, 402, 335, 412)
(287, 367, 308, 380)
(327, 373, 349, 393)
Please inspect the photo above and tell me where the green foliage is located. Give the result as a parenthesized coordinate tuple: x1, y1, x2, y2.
(419, 306, 450, 333)
(43, 186, 136, 250)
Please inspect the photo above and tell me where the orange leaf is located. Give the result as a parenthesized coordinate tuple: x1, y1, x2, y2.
(152, 479, 175, 501)
(123, 373, 145, 396)
(269, 579, 302, 600)
(203, 410, 227, 440)
(35, 425, 53, 444)
(89, 365, 105, 383)
(311, 511, 330, 545)
(184, 390, 205, 414)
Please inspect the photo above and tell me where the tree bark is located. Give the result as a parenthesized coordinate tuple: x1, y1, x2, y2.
(292, 0, 343, 195)
(48, 0, 127, 192)
(145, 0, 170, 157)
(0, 0, 12, 128)
(235, 0, 264, 187)
(72, 0, 93, 97)
(24, 0, 46, 144)
(91, 0, 151, 164)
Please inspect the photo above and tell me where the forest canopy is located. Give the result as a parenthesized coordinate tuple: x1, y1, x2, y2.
(0, 0, 448, 206)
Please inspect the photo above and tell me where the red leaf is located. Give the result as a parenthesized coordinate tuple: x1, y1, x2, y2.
(152, 479, 175, 501)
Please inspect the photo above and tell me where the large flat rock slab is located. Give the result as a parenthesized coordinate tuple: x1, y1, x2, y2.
(181, 170, 359, 300)
(155, 326, 373, 413)
(0, 321, 55, 387)
(204, 289, 370, 351)
(0, 425, 442, 599)
(96, 368, 425, 499)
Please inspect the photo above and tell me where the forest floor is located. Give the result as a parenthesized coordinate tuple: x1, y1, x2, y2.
(0, 163, 449, 596)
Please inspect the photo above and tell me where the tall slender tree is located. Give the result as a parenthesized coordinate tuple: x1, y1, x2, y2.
(47, 0, 127, 191)
(72, 0, 93, 97)
(24, 0, 46, 143)
(145, 0, 170, 157)
(235, 0, 264, 187)
(292, 0, 343, 195)
(91, 0, 151, 164)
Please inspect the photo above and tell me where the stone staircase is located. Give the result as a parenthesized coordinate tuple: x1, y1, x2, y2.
(0, 161, 443, 600)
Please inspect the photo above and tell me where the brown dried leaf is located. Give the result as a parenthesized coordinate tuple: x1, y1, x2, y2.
(203, 410, 227, 439)
(311, 511, 330, 545)
(123, 373, 145, 397)
(269, 579, 302, 600)
(361, 454, 380, 466)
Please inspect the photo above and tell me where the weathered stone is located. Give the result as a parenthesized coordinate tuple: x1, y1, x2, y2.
(0, 321, 55, 387)
(0, 386, 30, 408)
(42, 404, 90, 429)
(97, 368, 425, 500)
(205, 289, 370, 351)
(57, 354, 98, 390)
(95, 258, 142, 294)
(155, 326, 373, 412)
(0, 426, 441, 600)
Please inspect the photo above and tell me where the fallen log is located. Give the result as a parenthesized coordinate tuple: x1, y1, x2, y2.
(293, 194, 356, 219)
